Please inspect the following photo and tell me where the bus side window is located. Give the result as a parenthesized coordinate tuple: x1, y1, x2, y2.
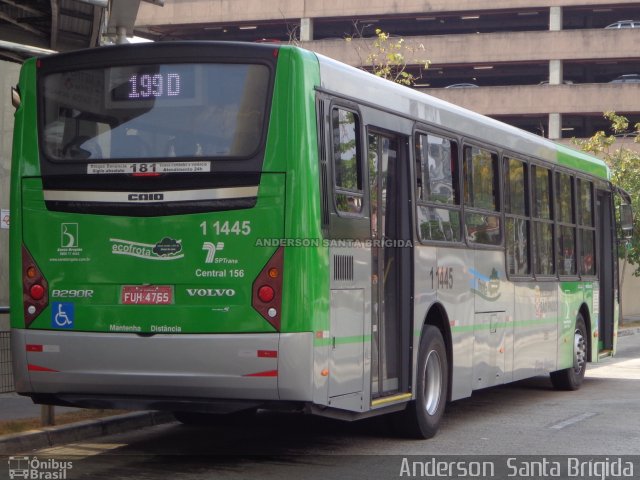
(463, 146, 501, 246)
(577, 179, 596, 276)
(415, 132, 461, 242)
(556, 172, 576, 276)
(331, 108, 363, 214)
(504, 157, 530, 276)
(532, 165, 555, 276)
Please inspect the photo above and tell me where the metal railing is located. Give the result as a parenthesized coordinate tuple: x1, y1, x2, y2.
(1, 306, 13, 393)
(0, 331, 14, 393)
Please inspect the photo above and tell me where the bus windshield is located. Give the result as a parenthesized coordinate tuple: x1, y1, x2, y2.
(40, 63, 271, 161)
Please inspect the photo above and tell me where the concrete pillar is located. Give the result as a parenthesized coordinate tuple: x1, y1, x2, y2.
(549, 6, 562, 31)
(548, 32, 562, 140)
(549, 113, 562, 140)
(549, 59, 563, 85)
(41, 405, 55, 426)
(300, 17, 314, 42)
(116, 26, 128, 44)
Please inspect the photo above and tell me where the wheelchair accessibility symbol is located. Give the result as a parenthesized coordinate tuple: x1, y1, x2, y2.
(51, 303, 74, 329)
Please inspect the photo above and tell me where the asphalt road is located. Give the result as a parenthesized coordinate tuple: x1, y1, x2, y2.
(6, 332, 640, 479)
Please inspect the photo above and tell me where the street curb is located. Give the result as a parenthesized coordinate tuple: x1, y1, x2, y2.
(619, 327, 640, 337)
(0, 411, 174, 455)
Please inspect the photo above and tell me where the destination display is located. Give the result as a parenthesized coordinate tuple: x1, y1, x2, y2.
(125, 72, 182, 99)
(108, 65, 197, 105)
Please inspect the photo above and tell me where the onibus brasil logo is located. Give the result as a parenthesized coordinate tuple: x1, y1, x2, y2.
(8, 456, 72, 479)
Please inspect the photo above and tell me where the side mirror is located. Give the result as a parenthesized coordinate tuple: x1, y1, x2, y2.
(620, 204, 633, 239)
(11, 86, 20, 110)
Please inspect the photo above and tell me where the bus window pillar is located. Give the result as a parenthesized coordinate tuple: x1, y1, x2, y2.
(300, 18, 314, 42)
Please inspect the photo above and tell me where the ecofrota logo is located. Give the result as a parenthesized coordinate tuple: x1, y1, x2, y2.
(110, 237, 183, 261)
(153, 237, 182, 256)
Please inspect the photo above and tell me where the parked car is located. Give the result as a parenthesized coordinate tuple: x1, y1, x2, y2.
(605, 20, 640, 29)
(609, 74, 640, 84)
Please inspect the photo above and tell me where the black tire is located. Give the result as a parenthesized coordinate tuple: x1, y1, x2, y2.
(393, 325, 448, 439)
(550, 314, 588, 390)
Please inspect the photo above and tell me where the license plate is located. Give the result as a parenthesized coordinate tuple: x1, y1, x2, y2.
(121, 285, 173, 305)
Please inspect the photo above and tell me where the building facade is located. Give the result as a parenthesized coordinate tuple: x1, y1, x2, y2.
(135, 0, 640, 142)
(1, 2, 638, 317)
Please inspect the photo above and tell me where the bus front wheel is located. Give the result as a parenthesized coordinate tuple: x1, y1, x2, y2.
(393, 324, 448, 439)
(550, 314, 588, 391)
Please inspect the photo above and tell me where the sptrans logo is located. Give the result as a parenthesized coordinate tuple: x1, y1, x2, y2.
(202, 241, 224, 263)
(8, 456, 72, 479)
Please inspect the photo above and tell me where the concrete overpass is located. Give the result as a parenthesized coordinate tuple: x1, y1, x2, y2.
(0, 0, 163, 62)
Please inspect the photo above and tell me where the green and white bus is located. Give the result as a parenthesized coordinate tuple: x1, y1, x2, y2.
(10, 41, 632, 438)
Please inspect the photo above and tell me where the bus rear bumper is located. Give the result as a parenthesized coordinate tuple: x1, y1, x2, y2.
(11, 329, 314, 406)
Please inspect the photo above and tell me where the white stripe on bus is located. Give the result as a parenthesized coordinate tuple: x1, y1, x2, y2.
(43, 186, 259, 203)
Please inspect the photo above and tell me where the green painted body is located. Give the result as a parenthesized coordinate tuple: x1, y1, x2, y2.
(10, 44, 617, 370)
(556, 143, 610, 179)
(10, 47, 330, 336)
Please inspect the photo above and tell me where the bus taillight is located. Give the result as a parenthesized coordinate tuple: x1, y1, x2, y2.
(252, 247, 284, 331)
(22, 246, 48, 326)
(29, 284, 45, 300)
(257, 285, 275, 303)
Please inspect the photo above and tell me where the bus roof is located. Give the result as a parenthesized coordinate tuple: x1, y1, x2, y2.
(28, 41, 610, 181)
(309, 49, 609, 181)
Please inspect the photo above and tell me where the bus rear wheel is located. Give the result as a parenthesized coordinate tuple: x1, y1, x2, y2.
(393, 324, 448, 439)
(550, 314, 588, 390)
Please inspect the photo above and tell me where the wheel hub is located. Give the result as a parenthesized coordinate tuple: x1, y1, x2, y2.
(573, 328, 587, 375)
(423, 350, 443, 415)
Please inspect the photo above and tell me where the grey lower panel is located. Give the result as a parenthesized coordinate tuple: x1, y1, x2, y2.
(13, 329, 313, 402)
(31, 393, 267, 414)
(277, 332, 314, 401)
(329, 289, 364, 399)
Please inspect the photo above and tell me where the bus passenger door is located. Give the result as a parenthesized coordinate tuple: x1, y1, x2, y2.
(368, 131, 413, 398)
(597, 190, 615, 352)
(324, 105, 369, 407)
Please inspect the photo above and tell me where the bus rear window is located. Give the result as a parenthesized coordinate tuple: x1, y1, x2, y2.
(40, 63, 271, 161)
